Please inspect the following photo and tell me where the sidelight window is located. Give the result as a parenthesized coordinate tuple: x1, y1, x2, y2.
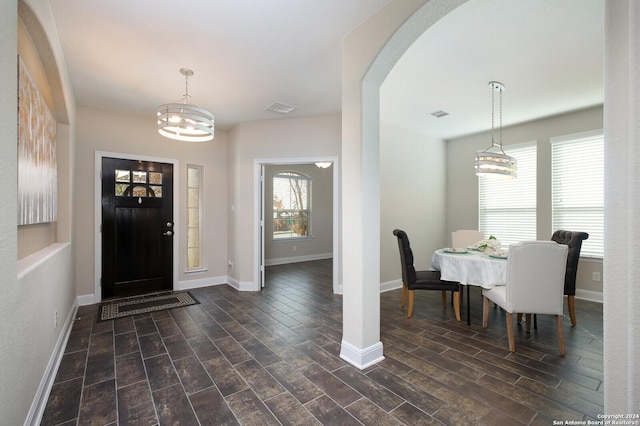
(187, 165, 204, 270)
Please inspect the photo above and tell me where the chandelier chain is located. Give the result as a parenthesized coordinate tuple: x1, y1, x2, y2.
(491, 85, 496, 145)
(499, 85, 503, 148)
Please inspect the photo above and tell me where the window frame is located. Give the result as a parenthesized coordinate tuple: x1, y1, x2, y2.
(186, 164, 205, 272)
(272, 171, 312, 240)
(551, 130, 604, 259)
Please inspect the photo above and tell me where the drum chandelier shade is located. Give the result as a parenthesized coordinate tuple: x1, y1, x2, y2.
(157, 68, 214, 142)
(475, 81, 517, 178)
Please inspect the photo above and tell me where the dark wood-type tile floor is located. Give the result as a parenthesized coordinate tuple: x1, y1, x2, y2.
(42, 259, 603, 425)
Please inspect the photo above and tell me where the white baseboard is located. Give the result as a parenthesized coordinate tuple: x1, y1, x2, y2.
(265, 253, 332, 266)
(226, 276, 259, 291)
(380, 279, 402, 293)
(77, 275, 232, 306)
(340, 339, 384, 369)
(575, 289, 603, 303)
(77, 293, 97, 306)
(26, 302, 78, 426)
(176, 275, 227, 291)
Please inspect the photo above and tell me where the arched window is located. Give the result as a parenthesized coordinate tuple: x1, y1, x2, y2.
(273, 171, 311, 239)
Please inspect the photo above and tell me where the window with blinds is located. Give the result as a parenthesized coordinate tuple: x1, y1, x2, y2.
(273, 171, 311, 239)
(478, 141, 537, 247)
(551, 130, 604, 258)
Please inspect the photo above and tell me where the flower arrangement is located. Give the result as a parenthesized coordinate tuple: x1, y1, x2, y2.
(472, 235, 502, 254)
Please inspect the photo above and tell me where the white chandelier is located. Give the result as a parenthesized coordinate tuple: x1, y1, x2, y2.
(157, 68, 214, 142)
(475, 81, 517, 178)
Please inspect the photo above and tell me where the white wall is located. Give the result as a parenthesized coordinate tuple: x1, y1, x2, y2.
(379, 121, 447, 285)
(2, 1, 78, 424)
(74, 107, 229, 300)
(445, 106, 604, 297)
(603, 0, 640, 412)
(227, 115, 341, 289)
(264, 163, 333, 264)
(340, 0, 460, 367)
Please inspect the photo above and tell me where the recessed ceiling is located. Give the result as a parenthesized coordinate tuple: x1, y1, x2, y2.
(381, 0, 604, 140)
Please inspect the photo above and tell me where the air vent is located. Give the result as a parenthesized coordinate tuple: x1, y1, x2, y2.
(430, 110, 449, 118)
(266, 102, 297, 114)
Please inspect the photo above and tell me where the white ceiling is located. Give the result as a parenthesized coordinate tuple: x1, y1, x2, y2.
(381, 0, 604, 139)
(48, 0, 604, 139)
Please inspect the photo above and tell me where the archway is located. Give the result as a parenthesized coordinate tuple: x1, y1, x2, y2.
(339, 0, 468, 368)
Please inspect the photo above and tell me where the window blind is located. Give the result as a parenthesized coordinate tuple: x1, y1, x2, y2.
(551, 130, 604, 258)
(479, 141, 537, 247)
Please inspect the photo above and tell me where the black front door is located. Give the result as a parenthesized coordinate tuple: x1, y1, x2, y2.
(101, 157, 174, 299)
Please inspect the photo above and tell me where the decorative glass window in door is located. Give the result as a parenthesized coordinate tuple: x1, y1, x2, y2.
(115, 169, 163, 197)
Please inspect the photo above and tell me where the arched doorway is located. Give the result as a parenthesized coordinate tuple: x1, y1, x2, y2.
(339, 0, 467, 368)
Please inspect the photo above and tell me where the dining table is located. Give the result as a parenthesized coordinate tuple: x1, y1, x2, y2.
(431, 248, 508, 325)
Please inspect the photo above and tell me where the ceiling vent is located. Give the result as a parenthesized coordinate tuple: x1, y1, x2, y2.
(430, 110, 449, 118)
(266, 102, 297, 114)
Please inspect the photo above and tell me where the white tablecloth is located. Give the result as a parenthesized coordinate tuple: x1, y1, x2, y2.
(431, 249, 507, 289)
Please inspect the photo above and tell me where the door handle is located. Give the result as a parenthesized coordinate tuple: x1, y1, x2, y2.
(163, 230, 173, 236)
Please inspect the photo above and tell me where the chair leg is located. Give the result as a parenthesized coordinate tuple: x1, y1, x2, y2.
(401, 282, 407, 308)
(407, 290, 415, 318)
(556, 315, 566, 357)
(441, 290, 447, 307)
(525, 314, 532, 333)
(453, 291, 461, 321)
(506, 312, 516, 352)
(567, 295, 577, 327)
(517, 313, 523, 324)
(482, 296, 489, 328)
(556, 315, 567, 357)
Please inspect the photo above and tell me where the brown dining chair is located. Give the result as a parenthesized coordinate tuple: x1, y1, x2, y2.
(393, 229, 461, 320)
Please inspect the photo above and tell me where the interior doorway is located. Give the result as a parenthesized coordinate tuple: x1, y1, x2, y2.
(255, 158, 340, 293)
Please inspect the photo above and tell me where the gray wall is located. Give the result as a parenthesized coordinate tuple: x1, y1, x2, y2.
(379, 121, 448, 285)
(227, 115, 341, 289)
(445, 105, 604, 297)
(264, 163, 333, 264)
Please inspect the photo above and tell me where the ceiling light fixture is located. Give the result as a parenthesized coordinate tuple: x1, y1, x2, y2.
(475, 81, 517, 178)
(315, 162, 332, 169)
(157, 68, 214, 142)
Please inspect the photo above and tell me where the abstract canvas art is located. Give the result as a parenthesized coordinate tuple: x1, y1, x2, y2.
(17, 56, 57, 225)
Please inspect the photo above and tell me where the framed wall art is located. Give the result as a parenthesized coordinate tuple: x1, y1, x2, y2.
(17, 55, 57, 225)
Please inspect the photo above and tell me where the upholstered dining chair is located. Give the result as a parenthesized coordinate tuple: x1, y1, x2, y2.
(451, 230, 484, 248)
(552, 230, 589, 326)
(520, 230, 589, 329)
(482, 241, 568, 356)
(393, 229, 461, 320)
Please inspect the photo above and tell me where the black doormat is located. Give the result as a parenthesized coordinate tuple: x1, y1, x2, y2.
(98, 291, 199, 321)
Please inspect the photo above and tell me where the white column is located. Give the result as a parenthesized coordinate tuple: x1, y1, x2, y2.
(603, 0, 640, 412)
(339, 0, 466, 368)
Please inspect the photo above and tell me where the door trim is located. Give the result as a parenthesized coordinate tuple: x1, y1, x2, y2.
(94, 151, 180, 303)
(254, 156, 341, 294)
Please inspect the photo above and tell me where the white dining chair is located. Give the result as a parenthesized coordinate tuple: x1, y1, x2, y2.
(451, 230, 484, 248)
(482, 241, 568, 356)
